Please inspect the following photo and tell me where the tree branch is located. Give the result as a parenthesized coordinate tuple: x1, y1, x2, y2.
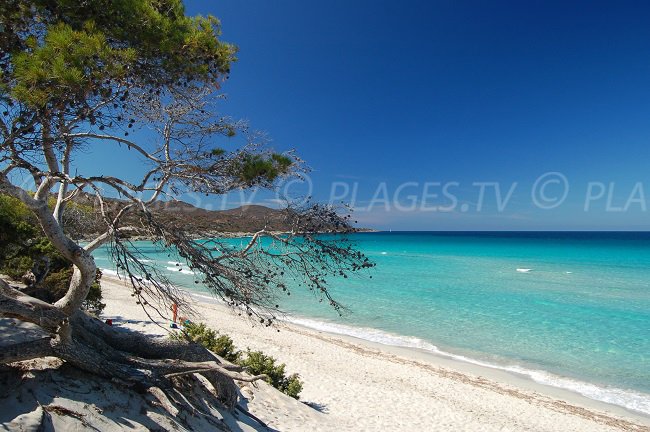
(53, 136, 73, 223)
(165, 367, 266, 382)
(64, 132, 161, 163)
(84, 226, 142, 253)
(0, 279, 66, 331)
(41, 117, 60, 173)
(0, 338, 55, 364)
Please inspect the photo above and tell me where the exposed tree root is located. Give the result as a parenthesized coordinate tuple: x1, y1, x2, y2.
(1, 279, 260, 411)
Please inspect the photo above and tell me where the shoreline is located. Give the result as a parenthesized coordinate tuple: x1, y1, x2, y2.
(280, 315, 650, 420)
(188, 289, 650, 423)
(101, 274, 650, 431)
(108, 270, 650, 420)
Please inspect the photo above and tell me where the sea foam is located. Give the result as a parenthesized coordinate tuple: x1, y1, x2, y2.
(101, 264, 650, 416)
(286, 316, 650, 416)
(165, 266, 194, 275)
(101, 269, 118, 277)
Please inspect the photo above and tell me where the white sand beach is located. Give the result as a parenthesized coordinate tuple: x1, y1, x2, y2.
(3, 275, 649, 431)
(91, 277, 650, 432)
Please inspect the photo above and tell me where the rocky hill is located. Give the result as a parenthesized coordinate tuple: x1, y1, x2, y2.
(65, 195, 359, 238)
(145, 202, 295, 234)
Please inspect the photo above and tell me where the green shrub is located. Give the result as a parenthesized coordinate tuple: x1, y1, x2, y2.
(283, 373, 304, 400)
(83, 279, 106, 316)
(0, 194, 105, 314)
(171, 322, 303, 399)
(2, 256, 34, 280)
(239, 350, 304, 399)
(173, 322, 241, 363)
(0, 195, 38, 273)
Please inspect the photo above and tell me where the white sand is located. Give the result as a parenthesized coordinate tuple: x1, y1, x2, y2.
(96, 277, 650, 432)
(3, 276, 649, 431)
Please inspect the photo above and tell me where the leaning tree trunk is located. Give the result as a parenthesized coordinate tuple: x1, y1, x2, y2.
(0, 276, 254, 409)
(0, 180, 259, 411)
(29, 196, 97, 315)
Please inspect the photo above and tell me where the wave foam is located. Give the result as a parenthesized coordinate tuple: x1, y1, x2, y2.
(101, 268, 118, 276)
(287, 317, 440, 352)
(98, 268, 650, 416)
(165, 266, 194, 275)
(286, 316, 650, 415)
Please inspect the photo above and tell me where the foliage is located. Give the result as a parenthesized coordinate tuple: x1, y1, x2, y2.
(2, 0, 237, 106)
(233, 153, 294, 186)
(12, 22, 135, 108)
(239, 350, 304, 399)
(1, 0, 373, 327)
(0, 194, 38, 266)
(172, 321, 304, 399)
(0, 194, 105, 313)
(172, 322, 240, 363)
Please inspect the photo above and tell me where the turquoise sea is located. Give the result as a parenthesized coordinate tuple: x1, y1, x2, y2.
(93, 232, 650, 415)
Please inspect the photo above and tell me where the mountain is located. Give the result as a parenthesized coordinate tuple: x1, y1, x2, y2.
(63, 194, 364, 238)
(144, 202, 294, 234)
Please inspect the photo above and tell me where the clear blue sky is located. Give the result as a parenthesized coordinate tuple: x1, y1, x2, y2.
(86, 1, 650, 230)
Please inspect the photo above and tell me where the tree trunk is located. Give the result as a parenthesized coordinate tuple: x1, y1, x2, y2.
(54, 260, 95, 315)
(0, 177, 250, 410)
(0, 338, 54, 363)
(0, 282, 245, 409)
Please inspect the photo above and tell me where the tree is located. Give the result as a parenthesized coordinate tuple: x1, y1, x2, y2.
(0, 0, 373, 411)
(0, 194, 105, 313)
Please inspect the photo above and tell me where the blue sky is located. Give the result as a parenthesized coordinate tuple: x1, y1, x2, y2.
(84, 1, 650, 230)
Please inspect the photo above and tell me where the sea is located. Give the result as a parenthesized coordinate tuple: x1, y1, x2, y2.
(92, 231, 650, 415)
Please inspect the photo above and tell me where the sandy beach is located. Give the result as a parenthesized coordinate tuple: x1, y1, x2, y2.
(96, 276, 650, 431)
(6, 2, 650, 431)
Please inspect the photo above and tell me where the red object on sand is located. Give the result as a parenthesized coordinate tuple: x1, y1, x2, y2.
(172, 303, 178, 323)
(105, 319, 113, 326)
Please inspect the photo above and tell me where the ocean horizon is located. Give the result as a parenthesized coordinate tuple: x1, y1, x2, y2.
(93, 231, 650, 416)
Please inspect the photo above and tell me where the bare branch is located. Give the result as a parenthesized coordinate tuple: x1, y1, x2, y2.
(165, 366, 266, 382)
(84, 226, 142, 253)
(0, 279, 66, 331)
(53, 137, 73, 223)
(41, 117, 60, 173)
(64, 132, 161, 163)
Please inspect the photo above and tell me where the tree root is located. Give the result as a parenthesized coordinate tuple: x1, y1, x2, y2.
(0, 338, 55, 364)
(1, 286, 262, 411)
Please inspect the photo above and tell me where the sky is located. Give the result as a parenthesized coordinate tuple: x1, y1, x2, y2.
(85, 1, 650, 230)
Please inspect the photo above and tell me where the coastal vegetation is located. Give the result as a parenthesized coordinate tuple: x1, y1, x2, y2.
(173, 322, 303, 399)
(0, 0, 372, 414)
(0, 194, 105, 314)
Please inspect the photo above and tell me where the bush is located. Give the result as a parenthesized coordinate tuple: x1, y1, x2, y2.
(83, 278, 106, 316)
(0, 194, 105, 314)
(283, 373, 304, 400)
(0, 195, 38, 273)
(173, 322, 241, 363)
(2, 256, 34, 280)
(172, 322, 303, 399)
(239, 350, 304, 399)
